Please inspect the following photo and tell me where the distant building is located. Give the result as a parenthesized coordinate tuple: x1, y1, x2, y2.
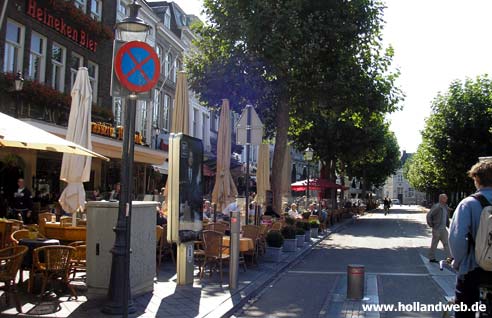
(382, 151, 426, 205)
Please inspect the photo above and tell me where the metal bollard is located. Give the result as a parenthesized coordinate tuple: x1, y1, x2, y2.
(229, 211, 240, 289)
(347, 264, 365, 299)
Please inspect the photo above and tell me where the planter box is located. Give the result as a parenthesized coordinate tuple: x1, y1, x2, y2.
(310, 228, 319, 238)
(283, 238, 297, 252)
(264, 246, 282, 262)
(296, 235, 305, 247)
(305, 232, 311, 243)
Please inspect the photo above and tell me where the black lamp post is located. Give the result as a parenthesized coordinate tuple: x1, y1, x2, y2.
(14, 72, 24, 117)
(304, 146, 314, 205)
(103, 1, 150, 316)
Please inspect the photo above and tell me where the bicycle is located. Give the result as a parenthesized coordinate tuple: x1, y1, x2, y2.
(440, 259, 492, 318)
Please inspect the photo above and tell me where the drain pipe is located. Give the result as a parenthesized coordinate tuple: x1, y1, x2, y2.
(0, 0, 8, 33)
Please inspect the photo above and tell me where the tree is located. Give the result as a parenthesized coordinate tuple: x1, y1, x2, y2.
(188, 0, 394, 212)
(405, 75, 492, 203)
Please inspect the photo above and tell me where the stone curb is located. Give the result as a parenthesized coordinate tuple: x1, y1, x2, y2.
(216, 217, 354, 318)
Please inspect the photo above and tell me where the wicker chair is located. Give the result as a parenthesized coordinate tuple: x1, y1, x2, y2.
(242, 225, 260, 266)
(31, 245, 77, 298)
(156, 225, 164, 275)
(157, 225, 175, 268)
(68, 241, 86, 279)
(201, 230, 229, 282)
(0, 221, 13, 249)
(0, 246, 28, 313)
(204, 223, 228, 234)
(270, 222, 282, 231)
(60, 217, 74, 227)
(7, 220, 23, 232)
(10, 230, 30, 246)
(257, 224, 269, 256)
(38, 212, 52, 224)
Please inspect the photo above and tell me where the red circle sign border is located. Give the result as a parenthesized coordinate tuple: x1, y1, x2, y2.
(114, 41, 160, 93)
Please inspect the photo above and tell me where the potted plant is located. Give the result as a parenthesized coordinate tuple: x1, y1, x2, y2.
(285, 217, 296, 226)
(295, 227, 305, 247)
(281, 226, 297, 252)
(265, 231, 284, 262)
(302, 221, 311, 242)
(310, 220, 320, 238)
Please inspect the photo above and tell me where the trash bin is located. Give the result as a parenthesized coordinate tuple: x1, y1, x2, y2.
(347, 264, 364, 299)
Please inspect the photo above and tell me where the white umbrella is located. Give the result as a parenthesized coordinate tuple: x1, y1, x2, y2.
(0, 112, 108, 160)
(59, 67, 93, 224)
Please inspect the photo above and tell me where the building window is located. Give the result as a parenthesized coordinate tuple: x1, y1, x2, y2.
(152, 89, 160, 128)
(193, 108, 199, 137)
(164, 8, 171, 29)
(163, 94, 171, 131)
(117, 0, 128, 20)
(165, 53, 172, 78)
(51, 43, 66, 92)
(408, 187, 414, 197)
(70, 53, 84, 90)
(74, 0, 87, 12)
(397, 174, 403, 182)
(397, 187, 403, 195)
(136, 100, 147, 142)
(173, 59, 178, 82)
(90, 0, 102, 21)
(88, 61, 98, 103)
(202, 113, 208, 142)
(3, 20, 24, 73)
(113, 97, 122, 126)
(28, 32, 46, 82)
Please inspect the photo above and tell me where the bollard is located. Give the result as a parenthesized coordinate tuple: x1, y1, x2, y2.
(347, 264, 364, 299)
(229, 211, 240, 289)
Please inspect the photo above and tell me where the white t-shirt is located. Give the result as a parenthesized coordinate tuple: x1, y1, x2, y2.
(288, 209, 300, 218)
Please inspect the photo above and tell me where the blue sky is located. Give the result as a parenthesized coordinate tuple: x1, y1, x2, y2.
(168, 0, 492, 153)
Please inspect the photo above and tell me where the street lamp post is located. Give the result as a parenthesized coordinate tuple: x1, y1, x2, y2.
(14, 72, 24, 117)
(103, 1, 150, 316)
(304, 146, 314, 206)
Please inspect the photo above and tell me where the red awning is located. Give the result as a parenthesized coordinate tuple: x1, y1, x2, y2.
(291, 179, 348, 192)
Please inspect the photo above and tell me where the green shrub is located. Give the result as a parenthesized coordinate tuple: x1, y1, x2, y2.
(281, 226, 297, 239)
(295, 227, 306, 235)
(302, 221, 311, 231)
(309, 220, 320, 228)
(285, 217, 296, 226)
(266, 231, 284, 248)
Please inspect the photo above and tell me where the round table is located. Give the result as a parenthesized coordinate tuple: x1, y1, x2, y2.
(222, 236, 254, 254)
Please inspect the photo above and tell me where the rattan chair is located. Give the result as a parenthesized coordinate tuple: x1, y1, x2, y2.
(242, 225, 260, 266)
(270, 222, 282, 231)
(10, 230, 30, 246)
(38, 212, 52, 224)
(200, 230, 229, 282)
(257, 224, 269, 256)
(31, 245, 77, 298)
(68, 241, 86, 279)
(157, 225, 175, 269)
(7, 220, 23, 232)
(60, 217, 75, 227)
(0, 221, 13, 249)
(0, 245, 28, 312)
(204, 222, 227, 234)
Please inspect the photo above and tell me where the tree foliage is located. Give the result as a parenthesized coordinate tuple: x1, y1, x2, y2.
(187, 0, 400, 211)
(405, 75, 492, 195)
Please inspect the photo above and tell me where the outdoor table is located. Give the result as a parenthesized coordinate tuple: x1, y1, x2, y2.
(18, 238, 60, 270)
(222, 236, 254, 254)
(44, 222, 86, 241)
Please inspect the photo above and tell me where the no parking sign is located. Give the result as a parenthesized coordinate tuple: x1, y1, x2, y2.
(114, 41, 160, 93)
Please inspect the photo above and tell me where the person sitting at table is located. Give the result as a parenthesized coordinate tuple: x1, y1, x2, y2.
(288, 203, 301, 219)
(264, 205, 280, 218)
(12, 178, 34, 224)
(156, 206, 167, 226)
(109, 183, 121, 201)
(203, 200, 213, 220)
(53, 202, 70, 222)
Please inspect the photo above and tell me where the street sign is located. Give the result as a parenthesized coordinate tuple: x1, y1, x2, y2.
(236, 106, 263, 145)
(114, 41, 160, 93)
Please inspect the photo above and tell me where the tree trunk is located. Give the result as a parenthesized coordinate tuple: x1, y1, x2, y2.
(272, 97, 291, 215)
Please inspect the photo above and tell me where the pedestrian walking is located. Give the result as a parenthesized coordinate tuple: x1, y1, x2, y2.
(426, 193, 452, 263)
(383, 197, 390, 215)
(449, 160, 492, 318)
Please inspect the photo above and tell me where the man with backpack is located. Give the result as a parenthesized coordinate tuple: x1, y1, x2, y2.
(449, 160, 492, 318)
(427, 193, 452, 263)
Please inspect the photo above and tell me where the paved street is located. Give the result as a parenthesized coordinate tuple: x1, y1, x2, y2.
(233, 206, 456, 318)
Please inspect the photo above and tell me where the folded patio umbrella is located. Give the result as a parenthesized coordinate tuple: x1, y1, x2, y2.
(255, 143, 270, 206)
(59, 67, 94, 221)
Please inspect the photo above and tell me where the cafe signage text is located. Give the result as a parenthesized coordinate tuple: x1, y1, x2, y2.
(27, 0, 99, 52)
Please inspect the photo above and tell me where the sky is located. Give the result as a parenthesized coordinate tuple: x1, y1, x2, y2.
(168, 0, 492, 153)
